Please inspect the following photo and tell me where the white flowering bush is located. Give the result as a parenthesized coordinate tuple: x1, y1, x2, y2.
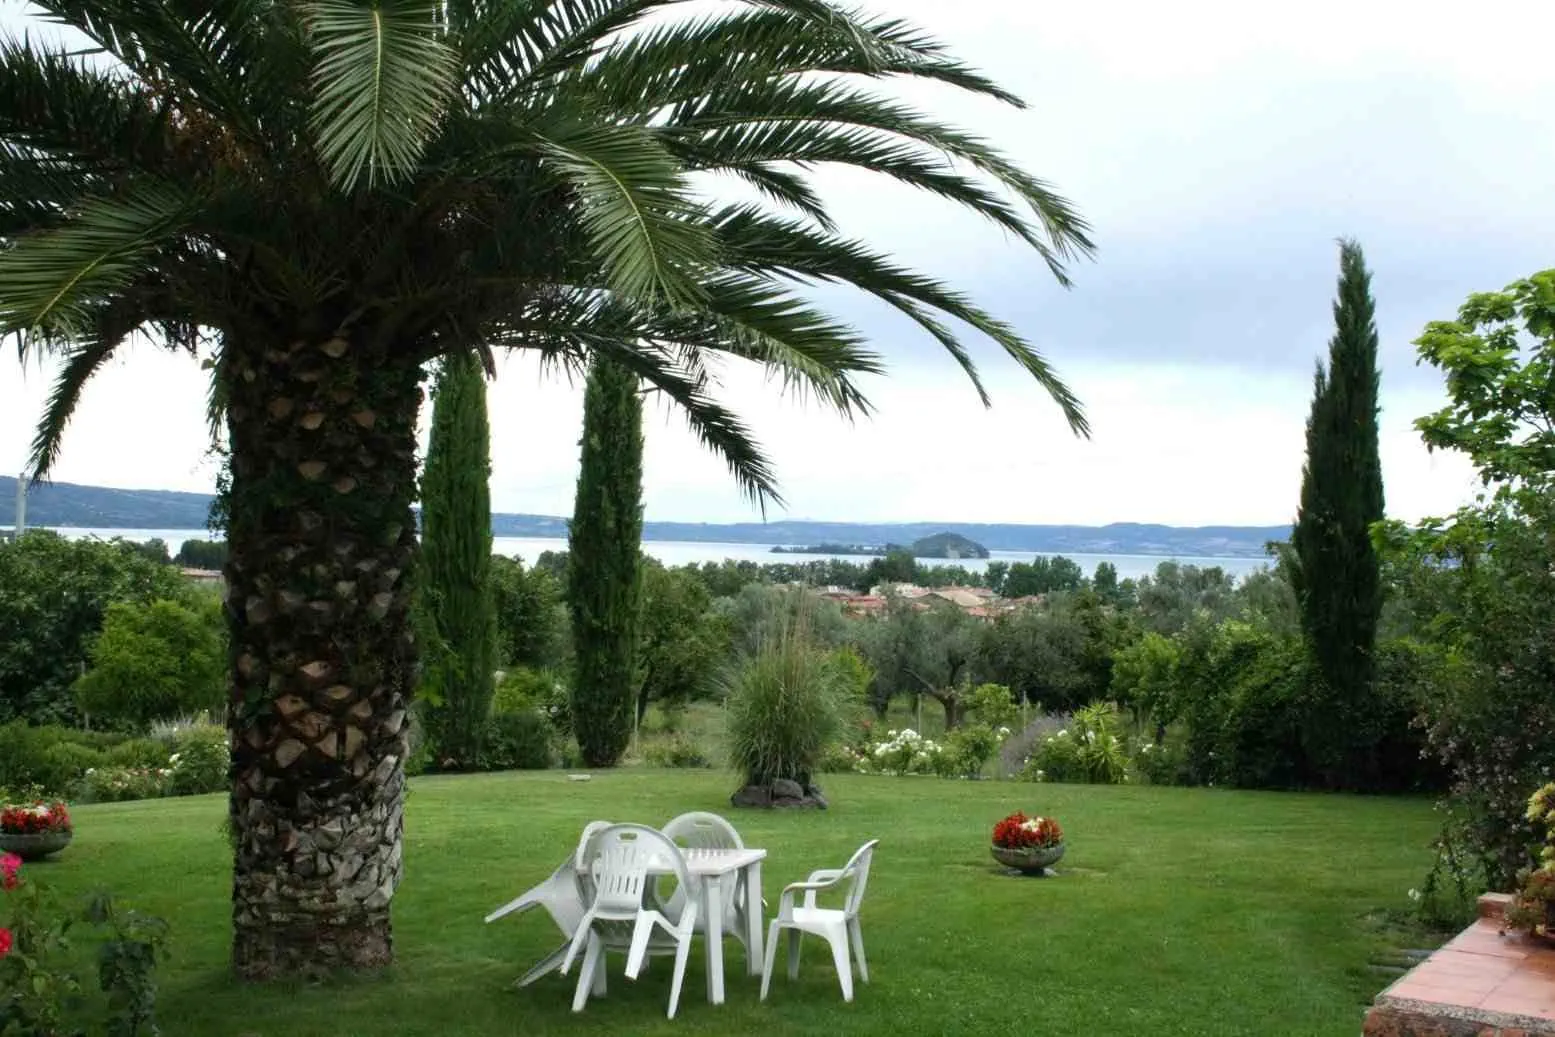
(168, 728, 230, 796)
(1021, 701, 1131, 784)
(1130, 724, 1193, 786)
(74, 722, 230, 802)
(853, 728, 951, 776)
(77, 766, 173, 803)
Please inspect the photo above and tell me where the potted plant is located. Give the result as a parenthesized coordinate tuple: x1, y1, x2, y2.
(0, 802, 73, 862)
(1505, 783, 1555, 942)
(991, 811, 1065, 874)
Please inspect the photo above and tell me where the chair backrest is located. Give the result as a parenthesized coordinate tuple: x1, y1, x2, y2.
(658, 813, 742, 917)
(583, 824, 694, 918)
(662, 812, 744, 851)
(840, 839, 880, 918)
(574, 821, 613, 872)
(572, 820, 612, 901)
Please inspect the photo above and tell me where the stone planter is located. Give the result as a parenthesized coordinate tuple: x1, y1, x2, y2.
(991, 842, 1064, 874)
(0, 830, 72, 862)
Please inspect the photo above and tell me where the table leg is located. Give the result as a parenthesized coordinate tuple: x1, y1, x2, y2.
(743, 861, 764, 976)
(703, 874, 725, 1005)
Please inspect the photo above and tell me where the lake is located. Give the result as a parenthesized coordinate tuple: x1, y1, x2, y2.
(37, 527, 1273, 582)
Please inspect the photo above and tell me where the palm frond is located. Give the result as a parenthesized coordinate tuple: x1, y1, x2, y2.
(568, 5, 1022, 116)
(462, 0, 662, 100)
(0, 141, 97, 234)
(0, 36, 174, 174)
(489, 294, 784, 508)
(669, 77, 1094, 279)
(694, 273, 879, 416)
(30, 0, 273, 136)
(302, 0, 460, 189)
(708, 161, 834, 229)
(588, 336, 786, 511)
(621, 352, 782, 512)
(0, 184, 195, 338)
(710, 203, 1087, 430)
(27, 330, 121, 480)
(530, 118, 714, 306)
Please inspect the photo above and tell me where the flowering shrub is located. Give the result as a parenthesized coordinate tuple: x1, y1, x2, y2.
(1130, 724, 1193, 786)
(846, 716, 1017, 779)
(1505, 783, 1555, 938)
(992, 812, 1064, 849)
(167, 729, 230, 796)
(1021, 701, 1131, 784)
(850, 728, 952, 776)
(76, 767, 172, 804)
(0, 802, 71, 836)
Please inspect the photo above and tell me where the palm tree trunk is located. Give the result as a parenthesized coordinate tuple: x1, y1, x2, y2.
(222, 331, 423, 980)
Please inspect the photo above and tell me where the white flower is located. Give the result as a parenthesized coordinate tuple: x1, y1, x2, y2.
(1408, 888, 1422, 902)
(1056, 729, 1068, 738)
(997, 727, 1012, 737)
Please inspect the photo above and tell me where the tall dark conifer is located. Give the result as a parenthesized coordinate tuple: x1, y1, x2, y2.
(1290, 239, 1385, 787)
(568, 358, 644, 767)
(419, 351, 497, 768)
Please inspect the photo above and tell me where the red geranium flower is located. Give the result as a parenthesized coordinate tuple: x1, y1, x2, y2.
(0, 852, 19, 892)
(0, 927, 11, 958)
(992, 811, 1063, 849)
(0, 801, 71, 836)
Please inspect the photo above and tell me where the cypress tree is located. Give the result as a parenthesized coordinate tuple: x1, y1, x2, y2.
(567, 357, 644, 767)
(1290, 238, 1385, 788)
(419, 351, 498, 768)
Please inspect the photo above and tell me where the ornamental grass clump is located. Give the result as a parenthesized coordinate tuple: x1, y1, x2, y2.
(724, 608, 847, 788)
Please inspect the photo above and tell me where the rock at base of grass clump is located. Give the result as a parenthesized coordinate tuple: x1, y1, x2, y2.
(730, 782, 828, 809)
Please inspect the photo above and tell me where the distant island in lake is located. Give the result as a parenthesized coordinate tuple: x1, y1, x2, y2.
(0, 476, 1291, 559)
(772, 531, 990, 559)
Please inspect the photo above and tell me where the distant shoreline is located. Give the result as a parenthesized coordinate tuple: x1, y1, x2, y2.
(1, 476, 1289, 559)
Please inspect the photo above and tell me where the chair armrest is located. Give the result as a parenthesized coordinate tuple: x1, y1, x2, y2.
(484, 895, 539, 923)
(776, 869, 850, 917)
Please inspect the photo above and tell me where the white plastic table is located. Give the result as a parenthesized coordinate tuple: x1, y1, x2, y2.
(578, 845, 766, 1005)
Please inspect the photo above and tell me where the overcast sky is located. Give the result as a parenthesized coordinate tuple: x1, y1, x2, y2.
(3, 0, 1550, 526)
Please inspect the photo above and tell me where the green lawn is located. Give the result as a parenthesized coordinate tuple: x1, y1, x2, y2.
(32, 772, 1442, 1036)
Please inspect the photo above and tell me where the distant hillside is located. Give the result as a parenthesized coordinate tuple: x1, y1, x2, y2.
(0, 476, 1290, 558)
(1, 477, 215, 530)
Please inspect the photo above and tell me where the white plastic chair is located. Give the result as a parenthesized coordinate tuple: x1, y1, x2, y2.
(658, 812, 750, 941)
(483, 856, 587, 987)
(760, 839, 879, 1003)
(562, 823, 701, 1018)
(481, 821, 612, 988)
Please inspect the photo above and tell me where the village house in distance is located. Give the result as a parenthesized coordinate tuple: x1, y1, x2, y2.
(813, 582, 1046, 620)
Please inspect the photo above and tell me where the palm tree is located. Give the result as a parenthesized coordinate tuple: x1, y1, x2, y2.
(0, 1, 1093, 979)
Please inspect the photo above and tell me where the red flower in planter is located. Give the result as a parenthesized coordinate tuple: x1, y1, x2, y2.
(991, 811, 1063, 850)
(0, 802, 72, 836)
